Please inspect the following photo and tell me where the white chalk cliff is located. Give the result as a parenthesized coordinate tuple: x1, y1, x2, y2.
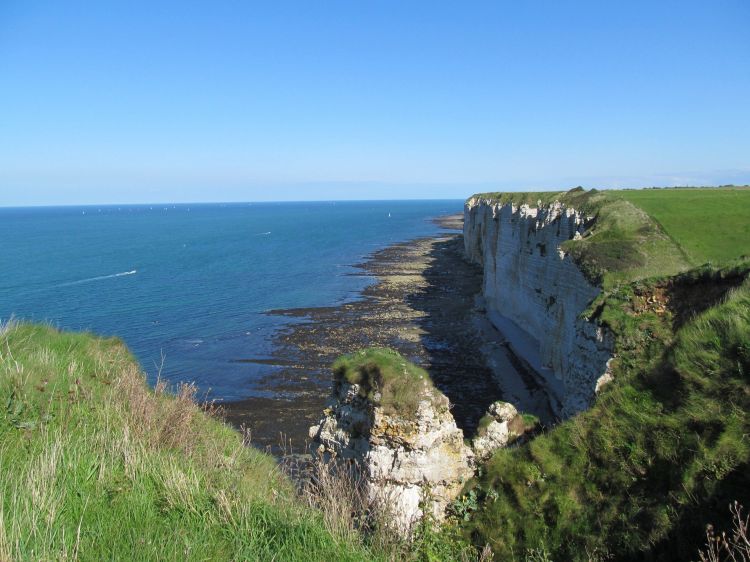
(464, 196, 614, 417)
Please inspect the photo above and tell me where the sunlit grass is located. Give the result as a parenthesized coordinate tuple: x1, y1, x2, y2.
(617, 187, 750, 265)
(0, 324, 376, 561)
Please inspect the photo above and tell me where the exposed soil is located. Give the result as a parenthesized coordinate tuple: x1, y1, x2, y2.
(630, 271, 747, 329)
(667, 273, 747, 329)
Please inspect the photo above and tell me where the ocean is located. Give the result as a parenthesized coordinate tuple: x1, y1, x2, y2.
(0, 200, 463, 401)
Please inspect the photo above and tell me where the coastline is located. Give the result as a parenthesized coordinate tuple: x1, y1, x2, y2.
(223, 214, 552, 453)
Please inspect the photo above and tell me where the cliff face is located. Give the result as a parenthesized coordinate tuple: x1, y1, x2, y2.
(464, 197, 614, 417)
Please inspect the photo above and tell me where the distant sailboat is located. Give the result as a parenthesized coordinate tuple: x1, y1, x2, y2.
(388, 213, 391, 217)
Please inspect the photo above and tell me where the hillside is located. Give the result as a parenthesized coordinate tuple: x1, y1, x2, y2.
(3, 188, 748, 561)
(0, 323, 381, 561)
(617, 188, 750, 265)
(458, 188, 750, 560)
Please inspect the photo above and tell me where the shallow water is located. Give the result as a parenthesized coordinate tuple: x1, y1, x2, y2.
(0, 200, 462, 400)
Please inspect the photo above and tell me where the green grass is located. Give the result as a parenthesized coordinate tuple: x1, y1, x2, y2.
(471, 188, 691, 288)
(616, 187, 750, 265)
(0, 323, 380, 561)
(457, 262, 750, 560)
(0, 324, 478, 561)
(471, 186, 750, 289)
(333, 348, 446, 417)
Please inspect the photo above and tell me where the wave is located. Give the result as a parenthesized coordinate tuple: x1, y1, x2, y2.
(58, 270, 137, 287)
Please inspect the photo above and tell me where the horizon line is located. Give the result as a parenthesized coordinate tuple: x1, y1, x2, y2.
(0, 197, 470, 209)
(2, 184, 748, 209)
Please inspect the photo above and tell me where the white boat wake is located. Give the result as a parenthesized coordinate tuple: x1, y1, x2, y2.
(58, 270, 137, 287)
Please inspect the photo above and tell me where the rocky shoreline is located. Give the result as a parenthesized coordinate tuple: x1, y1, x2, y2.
(223, 214, 549, 453)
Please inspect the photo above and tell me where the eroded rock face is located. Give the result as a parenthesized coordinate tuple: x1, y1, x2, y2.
(471, 401, 518, 462)
(309, 381, 474, 532)
(464, 197, 615, 417)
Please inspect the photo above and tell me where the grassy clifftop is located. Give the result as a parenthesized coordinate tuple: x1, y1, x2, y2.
(469, 187, 750, 288)
(618, 188, 750, 265)
(0, 323, 377, 561)
(333, 348, 447, 417)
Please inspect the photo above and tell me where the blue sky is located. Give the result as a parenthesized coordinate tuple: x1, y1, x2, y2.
(1, 1, 749, 205)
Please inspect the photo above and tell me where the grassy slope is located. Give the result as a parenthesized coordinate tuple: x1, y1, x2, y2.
(460, 188, 750, 560)
(0, 324, 376, 562)
(617, 188, 750, 265)
(466, 269, 750, 560)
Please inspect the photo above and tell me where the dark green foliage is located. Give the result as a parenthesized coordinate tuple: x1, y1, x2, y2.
(460, 268, 750, 561)
(520, 413, 541, 428)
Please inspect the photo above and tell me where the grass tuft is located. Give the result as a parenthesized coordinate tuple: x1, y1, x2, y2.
(332, 348, 447, 417)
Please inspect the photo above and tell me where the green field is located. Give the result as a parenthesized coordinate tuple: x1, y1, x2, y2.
(616, 188, 750, 265)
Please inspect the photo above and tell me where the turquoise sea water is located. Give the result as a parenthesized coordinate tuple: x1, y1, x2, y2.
(0, 200, 462, 400)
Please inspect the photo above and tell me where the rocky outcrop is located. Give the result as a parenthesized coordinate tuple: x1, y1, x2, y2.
(309, 379, 474, 532)
(464, 197, 614, 417)
(471, 401, 519, 462)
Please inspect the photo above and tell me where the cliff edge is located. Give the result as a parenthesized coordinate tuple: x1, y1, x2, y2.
(464, 195, 614, 417)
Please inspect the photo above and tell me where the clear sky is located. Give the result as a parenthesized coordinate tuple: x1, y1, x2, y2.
(1, 0, 749, 205)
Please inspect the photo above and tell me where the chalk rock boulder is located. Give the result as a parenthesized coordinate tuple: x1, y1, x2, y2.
(471, 401, 520, 461)
(309, 350, 474, 532)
